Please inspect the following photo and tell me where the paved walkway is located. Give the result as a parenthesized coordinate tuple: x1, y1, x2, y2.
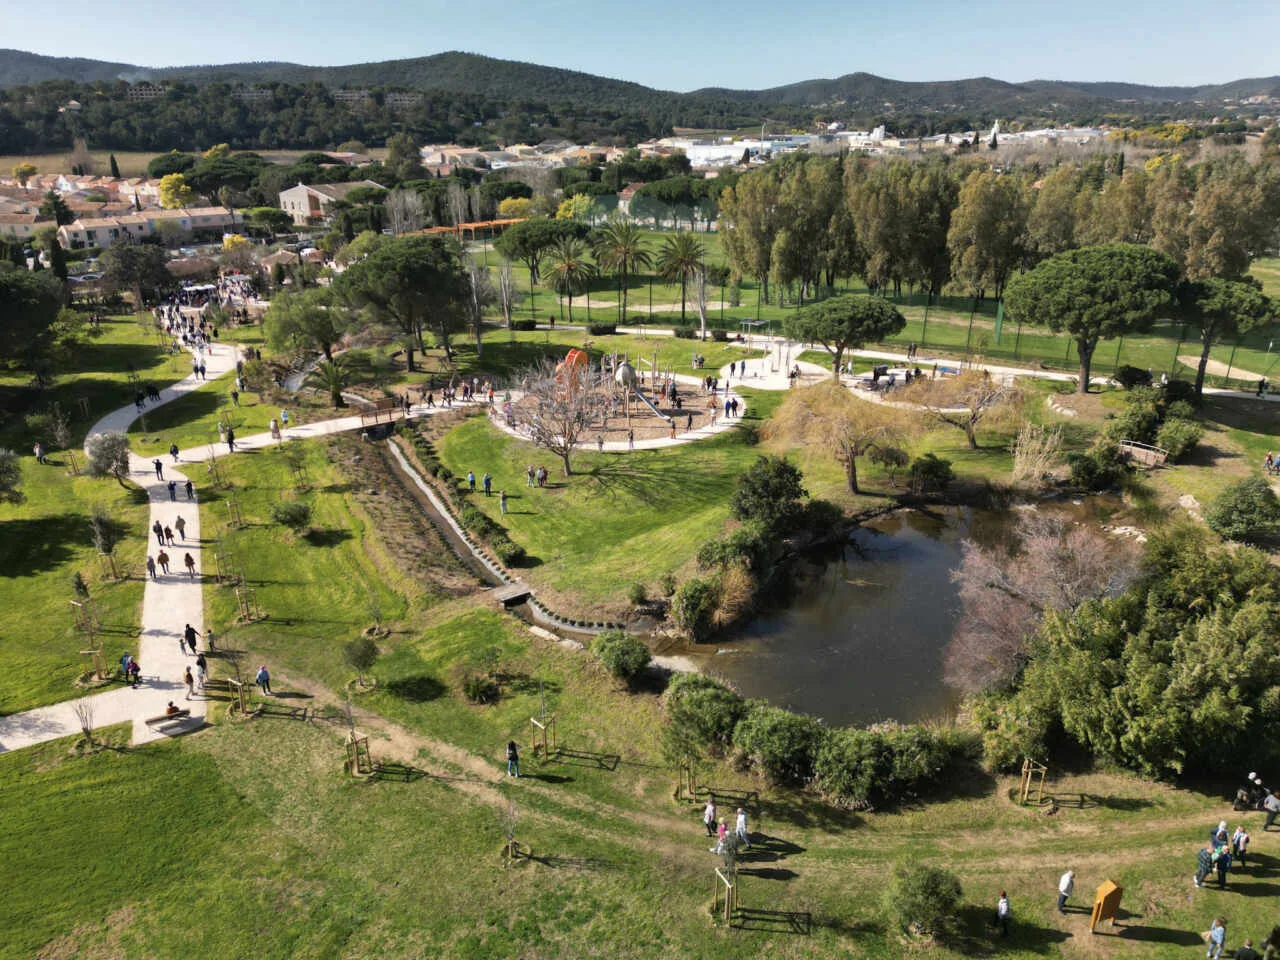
(717, 338, 1280, 404)
(0, 340, 238, 752)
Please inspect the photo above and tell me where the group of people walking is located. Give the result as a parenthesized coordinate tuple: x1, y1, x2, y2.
(702, 800, 751, 854)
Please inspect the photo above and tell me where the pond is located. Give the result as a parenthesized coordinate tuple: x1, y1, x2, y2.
(687, 500, 1115, 727)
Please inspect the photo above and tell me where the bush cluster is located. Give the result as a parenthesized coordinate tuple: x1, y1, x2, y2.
(401, 426, 528, 567)
(270, 500, 312, 530)
(884, 863, 963, 939)
(671, 577, 720, 641)
(1102, 382, 1203, 463)
(509, 318, 538, 331)
(585, 322, 617, 335)
(1207, 476, 1280, 541)
(661, 675, 975, 803)
(591, 629, 652, 682)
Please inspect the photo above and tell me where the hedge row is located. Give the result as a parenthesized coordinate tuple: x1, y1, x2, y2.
(399, 426, 526, 566)
(663, 673, 976, 808)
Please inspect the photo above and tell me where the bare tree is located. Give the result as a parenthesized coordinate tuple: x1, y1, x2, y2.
(466, 256, 496, 357)
(499, 800, 521, 861)
(509, 358, 608, 476)
(904, 370, 1019, 449)
(385, 189, 425, 237)
(72, 699, 96, 745)
(944, 513, 1137, 694)
(496, 259, 518, 329)
(693, 267, 710, 342)
(1011, 422, 1065, 490)
(761, 382, 912, 494)
(447, 181, 470, 229)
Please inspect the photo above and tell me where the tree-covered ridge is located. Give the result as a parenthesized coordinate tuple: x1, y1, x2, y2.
(1, 50, 1277, 154)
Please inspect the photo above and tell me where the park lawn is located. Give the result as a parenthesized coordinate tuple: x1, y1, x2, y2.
(9, 691, 1280, 958)
(127, 371, 277, 457)
(0, 463, 151, 714)
(201, 439, 410, 686)
(496, 254, 1279, 388)
(0, 315, 191, 452)
(339, 328, 765, 399)
(435, 392, 782, 613)
(1251, 256, 1280, 298)
(1153, 396, 1279, 507)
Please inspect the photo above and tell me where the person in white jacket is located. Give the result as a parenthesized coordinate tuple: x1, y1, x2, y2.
(1057, 870, 1075, 914)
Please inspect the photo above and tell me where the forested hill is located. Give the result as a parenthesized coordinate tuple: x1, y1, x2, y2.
(3, 47, 1278, 115)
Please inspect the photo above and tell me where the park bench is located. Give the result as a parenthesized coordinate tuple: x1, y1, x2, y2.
(144, 709, 191, 727)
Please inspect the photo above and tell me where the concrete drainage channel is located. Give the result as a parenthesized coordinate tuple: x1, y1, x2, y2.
(382, 439, 626, 637)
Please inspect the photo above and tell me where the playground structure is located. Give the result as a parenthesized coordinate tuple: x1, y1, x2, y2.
(514, 347, 727, 443)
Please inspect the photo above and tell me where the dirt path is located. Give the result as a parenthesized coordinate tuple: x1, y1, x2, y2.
(1178, 354, 1264, 381)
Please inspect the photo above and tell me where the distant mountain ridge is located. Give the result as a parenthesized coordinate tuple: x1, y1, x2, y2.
(2, 48, 1277, 117)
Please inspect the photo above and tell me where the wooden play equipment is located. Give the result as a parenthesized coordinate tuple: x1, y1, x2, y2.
(1089, 880, 1123, 933)
(712, 868, 738, 924)
(345, 731, 373, 776)
(530, 714, 558, 759)
(1019, 757, 1049, 805)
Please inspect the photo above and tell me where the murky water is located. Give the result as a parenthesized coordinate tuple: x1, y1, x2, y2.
(693, 500, 1115, 726)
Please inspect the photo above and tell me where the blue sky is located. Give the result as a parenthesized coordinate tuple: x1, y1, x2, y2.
(8, 0, 1278, 91)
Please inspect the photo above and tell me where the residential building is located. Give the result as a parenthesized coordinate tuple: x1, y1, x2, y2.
(57, 206, 242, 249)
(278, 180, 384, 225)
(0, 212, 43, 241)
(126, 82, 165, 102)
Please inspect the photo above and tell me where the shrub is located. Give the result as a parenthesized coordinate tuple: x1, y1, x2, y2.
(1103, 399, 1160, 445)
(270, 501, 313, 530)
(671, 326, 698, 339)
(1164, 399, 1196, 421)
(1067, 438, 1127, 491)
(586, 322, 616, 335)
(627, 582, 648, 605)
(663, 673, 745, 751)
(1161, 378, 1197, 405)
(697, 525, 768, 572)
(799, 499, 846, 537)
(883, 863, 963, 938)
(732, 704, 826, 785)
(461, 671, 500, 703)
(672, 576, 720, 641)
(1206, 477, 1280, 541)
(492, 537, 527, 567)
(710, 328, 729, 342)
(730, 456, 807, 534)
(1114, 364, 1153, 389)
(658, 572, 677, 597)
(712, 564, 757, 628)
(910, 454, 954, 494)
(343, 636, 379, 682)
(813, 724, 973, 809)
(510, 318, 537, 331)
(84, 431, 131, 482)
(592, 629, 652, 682)
(1155, 417, 1204, 461)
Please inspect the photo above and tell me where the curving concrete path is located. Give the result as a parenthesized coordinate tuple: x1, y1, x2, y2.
(0, 339, 238, 751)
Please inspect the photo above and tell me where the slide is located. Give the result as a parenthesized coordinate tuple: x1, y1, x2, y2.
(632, 388, 672, 422)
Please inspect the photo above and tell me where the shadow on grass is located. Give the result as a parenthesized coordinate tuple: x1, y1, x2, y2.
(548, 747, 620, 771)
(0, 513, 85, 577)
(303, 528, 354, 548)
(951, 904, 1072, 955)
(1114, 925, 1202, 945)
(522, 772, 573, 784)
(523, 853, 616, 870)
(385, 675, 446, 702)
(731, 907, 812, 935)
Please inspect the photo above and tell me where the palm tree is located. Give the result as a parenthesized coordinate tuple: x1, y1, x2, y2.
(546, 236, 595, 324)
(593, 217, 652, 323)
(313, 358, 348, 408)
(656, 232, 705, 323)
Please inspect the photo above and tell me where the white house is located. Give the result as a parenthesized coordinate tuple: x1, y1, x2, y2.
(278, 180, 384, 225)
(57, 206, 242, 249)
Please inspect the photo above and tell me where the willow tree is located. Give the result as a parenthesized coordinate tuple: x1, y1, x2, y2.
(762, 381, 910, 495)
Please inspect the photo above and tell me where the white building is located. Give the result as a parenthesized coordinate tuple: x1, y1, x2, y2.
(278, 180, 384, 225)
